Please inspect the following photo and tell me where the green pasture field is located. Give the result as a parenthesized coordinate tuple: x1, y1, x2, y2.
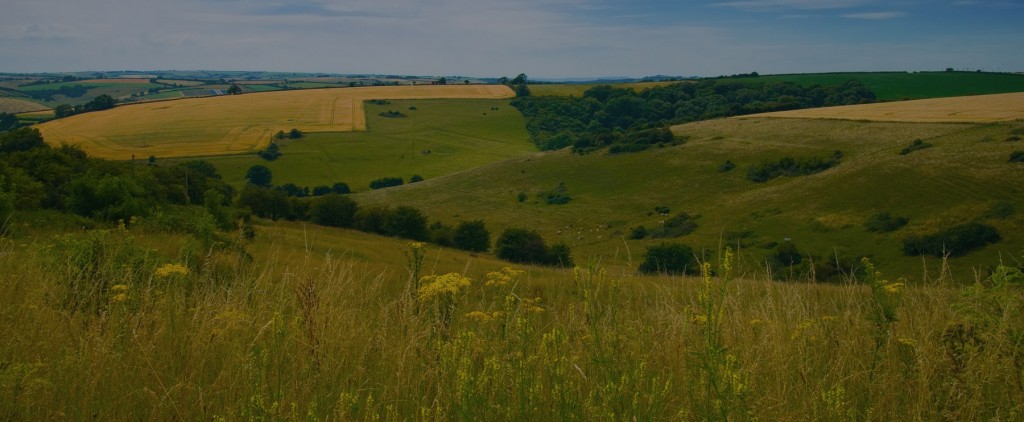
(719, 71, 1024, 100)
(242, 84, 283, 92)
(355, 117, 1024, 281)
(19, 80, 164, 105)
(206, 98, 534, 190)
(283, 82, 344, 89)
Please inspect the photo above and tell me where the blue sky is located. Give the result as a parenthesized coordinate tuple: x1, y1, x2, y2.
(1, 0, 1022, 78)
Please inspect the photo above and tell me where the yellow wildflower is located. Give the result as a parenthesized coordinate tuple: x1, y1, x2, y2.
(110, 284, 129, 293)
(749, 318, 765, 327)
(111, 293, 128, 303)
(464, 311, 497, 322)
(417, 273, 471, 303)
(883, 282, 904, 294)
(691, 314, 708, 325)
(485, 267, 524, 287)
(155, 263, 189, 278)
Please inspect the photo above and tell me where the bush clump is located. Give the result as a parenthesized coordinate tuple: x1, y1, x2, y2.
(1010, 151, 1024, 162)
(638, 242, 697, 275)
(903, 222, 1001, 257)
(650, 212, 698, 238)
(746, 151, 842, 183)
(494, 228, 573, 267)
(899, 139, 932, 155)
(865, 212, 909, 233)
(369, 177, 403, 190)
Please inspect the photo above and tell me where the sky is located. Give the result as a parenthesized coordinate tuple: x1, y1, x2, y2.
(1, 0, 1022, 78)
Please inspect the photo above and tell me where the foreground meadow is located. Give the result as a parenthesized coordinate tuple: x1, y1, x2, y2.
(2, 220, 1022, 420)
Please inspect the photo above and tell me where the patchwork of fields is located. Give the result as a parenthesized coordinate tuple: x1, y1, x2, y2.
(35, 85, 514, 160)
(752, 92, 1024, 122)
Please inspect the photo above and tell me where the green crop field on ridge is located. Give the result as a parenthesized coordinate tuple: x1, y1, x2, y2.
(205, 98, 534, 190)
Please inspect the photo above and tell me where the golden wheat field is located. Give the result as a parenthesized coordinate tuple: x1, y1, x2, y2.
(35, 85, 514, 160)
(0, 98, 49, 114)
(753, 92, 1024, 122)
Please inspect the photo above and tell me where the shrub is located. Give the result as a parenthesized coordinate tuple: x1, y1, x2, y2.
(539, 183, 571, 205)
(628, 226, 647, 240)
(453, 220, 490, 252)
(429, 221, 455, 247)
(494, 228, 571, 267)
(258, 142, 282, 161)
(771, 241, 803, 266)
(982, 201, 1015, 220)
(865, 212, 909, 233)
(409, 175, 424, 183)
(383, 206, 430, 241)
(311, 185, 331, 196)
(289, 128, 303, 139)
(369, 177, 403, 190)
(899, 139, 932, 155)
(650, 212, 698, 238)
(638, 242, 697, 275)
(309, 194, 358, 228)
(903, 222, 1001, 257)
(245, 165, 272, 187)
(746, 152, 841, 183)
(1010, 151, 1024, 162)
(379, 110, 407, 118)
(718, 160, 736, 172)
(331, 182, 351, 194)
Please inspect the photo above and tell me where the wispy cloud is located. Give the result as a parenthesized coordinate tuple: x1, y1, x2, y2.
(842, 11, 907, 19)
(710, 0, 868, 11)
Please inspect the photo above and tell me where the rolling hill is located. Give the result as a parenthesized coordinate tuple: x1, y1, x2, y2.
(353, 94, 1024, 280)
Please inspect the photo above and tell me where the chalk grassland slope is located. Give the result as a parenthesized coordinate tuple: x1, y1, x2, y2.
(206, 99, 534, 190)
(722, 72, 1024, 100)
(753, 92, 1024, 123)
(0, 97, 50, 113)
(35, 85, 514, 160)
(356, 116, 1024, 280)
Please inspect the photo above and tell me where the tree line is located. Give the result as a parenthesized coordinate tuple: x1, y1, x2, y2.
(511, 79, 876, 153)
(0, 128, 572, 268)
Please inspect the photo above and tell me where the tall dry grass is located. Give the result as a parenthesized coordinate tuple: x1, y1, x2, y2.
(1, 227, 1022, 420)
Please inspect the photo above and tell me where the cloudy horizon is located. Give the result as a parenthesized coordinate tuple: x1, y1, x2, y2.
(1, 0, 1022, 78)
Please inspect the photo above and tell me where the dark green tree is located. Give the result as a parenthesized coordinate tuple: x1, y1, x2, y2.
(310, 194, 358, 228)
(245, 165, 272, 187)
(227, 84, 242, 95)
(0, 128, 45, 153)
(453, 220, 490, 252)
(384, 206, 429, 241)
(495, 228, 551, 265)
(638, 243, 697, 275)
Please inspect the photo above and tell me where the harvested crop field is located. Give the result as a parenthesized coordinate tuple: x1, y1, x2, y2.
(36, 85, 514, 160)
(0, 98, 49, 114)
(751, 92, 1024, 123)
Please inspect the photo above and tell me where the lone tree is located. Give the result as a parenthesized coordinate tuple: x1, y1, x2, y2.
(245, 164, 272, 187)
(227, 84, 242, 95)
(453, 220, 490, 252)
(638, 243, 697, 275)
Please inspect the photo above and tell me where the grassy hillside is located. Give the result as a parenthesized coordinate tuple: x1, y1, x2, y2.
(2, 211, 1022, 419)
(205, 98, 534, 190)
(354, 116, 1024, 281)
